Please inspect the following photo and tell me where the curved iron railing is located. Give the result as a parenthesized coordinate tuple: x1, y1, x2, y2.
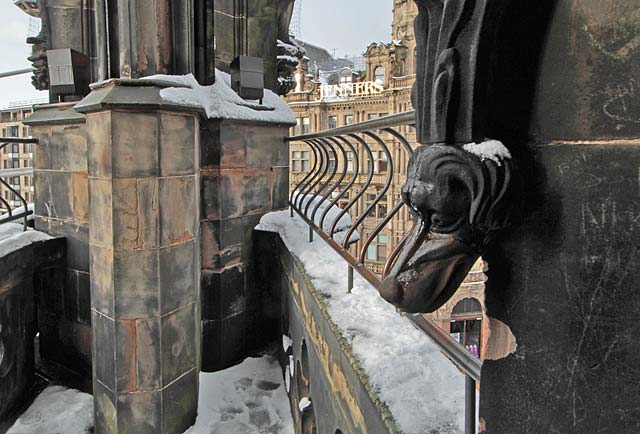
(0, 137, 37, 230)
(288, 110, 481, 434)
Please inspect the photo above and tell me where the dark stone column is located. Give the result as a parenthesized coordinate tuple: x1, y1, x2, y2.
(75, 81, 201, 434)
(480, 1, 640, 433)
(200, 119, 290, 371)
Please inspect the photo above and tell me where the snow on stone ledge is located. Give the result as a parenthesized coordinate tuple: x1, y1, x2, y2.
(0, 222, 51, 258)
(462, 139, 512, 166)
(7, 386, 93, 434)
(144, 70, 296, 125)
(255, 211, 465, 434)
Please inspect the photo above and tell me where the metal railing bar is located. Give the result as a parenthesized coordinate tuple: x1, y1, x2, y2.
(356, 131, 395, 264)
(0, 167, 33, 177)
(309, 137, 340, 224)
(327, 136, 360, 240)
(406, 314, 482, 381)
(339, 133, 375, 249)
(290, 141, 319, 214)
(0, 137, 38, 144)
(0, 177, 29, 231)
(316, 137, 349, 232)
(288, 111, 416, 141)
(302, 139, 332, 217)
(295, 140, 324, 211)
(465, 376, 477, 434)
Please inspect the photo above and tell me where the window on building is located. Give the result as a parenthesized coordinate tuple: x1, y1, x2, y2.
(367, 233, 388, 262)
(302, 117, 310, 134)
(346, 151, 354, 172)
(25, 192, 30, 202)
(292, 151, 310, 173)
(450, 298, 483, 357)
(339, 68, 353, 84)
(344, 114, 353, 125)
(327, 157, 336, 173)
(328, 115, 337, 129)
(377, 194, 388, 218)
(293, 118, 301, 135)
(374, 66, 385, 85)
(24, 177, 29, 186)
(375, 151, 388, 173)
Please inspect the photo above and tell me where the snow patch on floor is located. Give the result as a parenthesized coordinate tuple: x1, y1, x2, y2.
(0, 221, 51, 258)
(185, 356, 294, 434)
(256, 211, 465, 434)
(144, 70, 295, 125)
(7, 356, 293, 434)
(6, 386, 93, 434)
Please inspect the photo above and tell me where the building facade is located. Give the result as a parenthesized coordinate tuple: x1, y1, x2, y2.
(0, 104, 36, 212)
(284, 0, 486, 354)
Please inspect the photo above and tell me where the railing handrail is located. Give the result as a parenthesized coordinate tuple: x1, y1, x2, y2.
(0, 137, 39, 144)
(0, 138, 37, 231)
(288, 110, 416, 141)
(0, 167, 33, 177)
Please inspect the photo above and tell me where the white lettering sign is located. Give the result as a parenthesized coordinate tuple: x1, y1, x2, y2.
(319, 81, 384, 101)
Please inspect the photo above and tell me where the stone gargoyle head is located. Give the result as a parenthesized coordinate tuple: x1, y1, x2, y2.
(379, 142, 513, 313)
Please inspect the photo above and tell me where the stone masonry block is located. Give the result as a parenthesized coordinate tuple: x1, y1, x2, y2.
(87, 112, 113, 178)
(90, 245, 114, 316)
(112, 178, 159, 250)
(92, 310, 115, 391)
(200, 171, 221, 220)
(160, 240, 197, 314)
(34, 170, 74, 220)
(161, 368, 198, 434)
(135, 317, 162, 391)
(93, 379, 117, 434)
(271, 166, 289, 210)
(113, 249, 159, 319)
(159, 175, 198, 247)
(72, 172, 89, 224)
(161, 304, 196, 386)
(111, 111, 159, 178)
(220, 170, 271, 218)
(115, 319, 137, 393)
(89, 177, 114, 247)
(116, 391, 162, 434)
(50, 123, 88, 172)
(159, 113, 197, 176)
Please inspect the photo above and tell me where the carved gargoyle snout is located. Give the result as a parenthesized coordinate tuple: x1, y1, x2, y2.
(379, 144, 512, 313)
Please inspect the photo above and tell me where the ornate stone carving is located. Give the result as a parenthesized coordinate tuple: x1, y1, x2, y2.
(380, 143, 513, 313)
(26, 0, 50, 91)
(379, 0, 513, 313)
(275, 0, 304, 95)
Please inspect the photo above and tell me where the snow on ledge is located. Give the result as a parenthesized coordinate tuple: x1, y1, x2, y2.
(0, 222, 51, 258)
(462, 139, 511, 166)
(255, 211, 465, 434)
(143, 70, 296, 125)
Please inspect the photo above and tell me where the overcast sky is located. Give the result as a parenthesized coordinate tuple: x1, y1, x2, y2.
(0, 0, 394, 107)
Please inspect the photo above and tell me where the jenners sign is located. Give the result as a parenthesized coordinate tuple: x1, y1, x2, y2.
(319, 81, 384, 101)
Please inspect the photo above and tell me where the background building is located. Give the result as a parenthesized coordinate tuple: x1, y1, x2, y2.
(284, 0, 485, 355)
(0, 103, 38, 212)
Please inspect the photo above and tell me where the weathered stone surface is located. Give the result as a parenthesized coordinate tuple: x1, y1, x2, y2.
(159, 175, 198, 246)
(116, 391, 162, 434)
(159, 113, 197, 176)
(88, 178, 114, 248)
(90, 245, 114, 316)
(34, 170, 74, 220)
(92, 310, 115, 391)
(112, 178, 159, 251)
(161, 369, 198, 434)
(271, 166, 289, 210)
(220, 170, 271, 218)
(161, 304, 197, 386)
(159, 240, 197, 314)
(135, 317, 162, 391)
(113, 249, 159, 319)
(111, 112, 159, 178)
(87, 112, 113, 178)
